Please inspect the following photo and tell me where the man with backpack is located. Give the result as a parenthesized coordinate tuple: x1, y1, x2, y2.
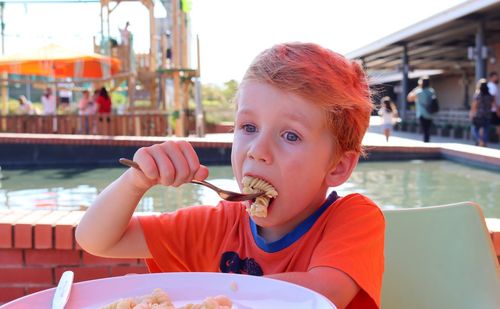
(407, 76, 438, 143)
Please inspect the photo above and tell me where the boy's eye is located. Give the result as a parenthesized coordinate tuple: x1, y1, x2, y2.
(283, 131, 300, 142)
(242, 124, 256, 133)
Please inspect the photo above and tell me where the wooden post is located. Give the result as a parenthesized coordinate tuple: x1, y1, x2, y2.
(148, 2, 157, 108)
(172, 0, 184, 136)
(194, 36, 204, 137)
(1, 72, 8, 130)
(161, 33, 167, 112)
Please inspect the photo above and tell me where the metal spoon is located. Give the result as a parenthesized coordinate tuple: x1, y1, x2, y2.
(118, 158, 264, 202)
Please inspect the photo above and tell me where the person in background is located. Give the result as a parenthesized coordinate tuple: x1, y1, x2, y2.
(470, 78, 494, 147)
(41, 87, 57, 133)
(487, 71, 500, 142)
(78, 90, 95, 115)
(58, 89, 72, 114)
(378, 96, 399, 142)
(119, 21, 131, 46)
(78, 90, 96, 134)
(119, 21, 132, 72)
(96, 87, 112, 114)
(17, 95, 34, 115)
(407, 76, 436, 142)
(76, 42, 385, 309)
(96, 87, 112, 133)
(41, 87, 56, 115)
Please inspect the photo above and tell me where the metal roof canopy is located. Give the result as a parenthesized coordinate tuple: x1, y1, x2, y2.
(347, 0, 500, 74)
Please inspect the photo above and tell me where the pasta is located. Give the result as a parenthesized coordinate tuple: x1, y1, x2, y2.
(242, 176, 278, 217)
(101, 288, 232, 309)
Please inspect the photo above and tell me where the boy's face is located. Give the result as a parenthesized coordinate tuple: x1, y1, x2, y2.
(232, 81, 336, 235)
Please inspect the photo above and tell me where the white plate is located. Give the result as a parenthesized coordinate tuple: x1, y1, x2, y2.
(1, 272, 336, 309)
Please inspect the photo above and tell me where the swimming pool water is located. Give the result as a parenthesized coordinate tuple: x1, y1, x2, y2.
(1, 160, 498, 218)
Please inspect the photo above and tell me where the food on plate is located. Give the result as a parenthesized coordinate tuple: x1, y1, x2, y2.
(242, 176, 278, 217)
(101, 288, 232, 309)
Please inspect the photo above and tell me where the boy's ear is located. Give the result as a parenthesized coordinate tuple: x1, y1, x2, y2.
(325, 151, 359, 187)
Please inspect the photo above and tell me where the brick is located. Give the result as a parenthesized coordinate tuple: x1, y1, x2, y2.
(0, 248, 23, 265)
(74, 240, 83, 251)
(33, 224, 53, 249)
(491, 232, 500, 257)
(55, 266, 110, 282)
(82, 251, 139, 265)
(13, 210, 52, 249)
(486, 218, 500, 258)
(110, 265, 149, 277)
(25, 249, 80, 266)
(34, 211, 70, 249)
(0, 267, 53, 284)
(13, 224, 33, 249)
(54, 225, 74, 250)
(0, 210, 32, 249)
(0, 286, 25, 303)
(54, 211, 85, 250)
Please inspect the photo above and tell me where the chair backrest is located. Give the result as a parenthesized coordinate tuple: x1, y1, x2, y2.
(381, 202, 500, 309)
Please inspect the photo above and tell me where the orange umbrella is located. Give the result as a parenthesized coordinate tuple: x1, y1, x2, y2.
(0, 44, 121, 79)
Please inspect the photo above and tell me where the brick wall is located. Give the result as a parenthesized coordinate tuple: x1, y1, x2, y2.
(1, 210, 499, 305)
(0, 210, 148, 304)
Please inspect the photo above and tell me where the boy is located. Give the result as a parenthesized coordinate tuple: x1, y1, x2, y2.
(76, 42, 385, 309)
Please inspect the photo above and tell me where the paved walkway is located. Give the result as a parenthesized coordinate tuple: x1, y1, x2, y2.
(204, 117, 500, 151)
(366, 117, 500, 150)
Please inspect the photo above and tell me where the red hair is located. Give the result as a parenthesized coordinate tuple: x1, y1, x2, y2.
(240, 42, 373, 158)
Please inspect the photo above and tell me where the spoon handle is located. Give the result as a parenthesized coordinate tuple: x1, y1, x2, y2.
(120, 158, 217, 190)
(119, 158, 140, 170)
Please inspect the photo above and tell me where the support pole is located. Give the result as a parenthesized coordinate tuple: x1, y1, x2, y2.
(1, 2, 5, 55)
(195, 35, 204, 137)
(400, 44, 409, 120)
(172, 0, 184, 136)
(475, 18, 487, 81)
(148, 2, 157, 107)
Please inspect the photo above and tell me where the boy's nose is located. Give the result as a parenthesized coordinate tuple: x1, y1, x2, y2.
(246, 137, 272, 164)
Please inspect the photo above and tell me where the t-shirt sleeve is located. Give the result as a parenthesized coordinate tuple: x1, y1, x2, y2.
(137, 202, 237, 273)
(309, 194, 385, 309)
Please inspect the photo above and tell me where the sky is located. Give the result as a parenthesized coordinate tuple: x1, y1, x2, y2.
(2, 0, 468, 85)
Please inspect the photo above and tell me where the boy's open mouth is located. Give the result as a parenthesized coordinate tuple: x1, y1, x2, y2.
(242, 176, 278, 217)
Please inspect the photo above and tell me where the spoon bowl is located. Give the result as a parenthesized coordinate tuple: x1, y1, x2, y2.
(118, 158, 264, 202)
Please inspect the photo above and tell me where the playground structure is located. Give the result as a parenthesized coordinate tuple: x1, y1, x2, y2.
(98, 0, 202, 137)
(0, 0, 202, 137)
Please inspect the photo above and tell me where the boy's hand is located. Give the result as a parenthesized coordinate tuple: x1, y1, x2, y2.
(129, 141, 209, 189)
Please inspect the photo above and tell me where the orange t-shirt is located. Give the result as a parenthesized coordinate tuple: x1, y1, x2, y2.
(138, 192, 385, 308)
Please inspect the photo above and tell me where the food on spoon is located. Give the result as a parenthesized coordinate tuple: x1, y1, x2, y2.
(242, 176, 278, 217)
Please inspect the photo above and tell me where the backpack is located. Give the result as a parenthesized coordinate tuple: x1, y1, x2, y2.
(475, 94, 493, 119)
(426, 95, 439, 114)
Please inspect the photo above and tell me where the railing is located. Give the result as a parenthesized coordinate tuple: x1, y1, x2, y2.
(0, 113, 170, 136)
(398, 110, 482, 140)
(404, 110, 470, 128)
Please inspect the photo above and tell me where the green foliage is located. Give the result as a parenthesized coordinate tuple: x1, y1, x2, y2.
(202, 80, 238, 124)
(111, 91, 127, 106)
(222, 79, 238, 103)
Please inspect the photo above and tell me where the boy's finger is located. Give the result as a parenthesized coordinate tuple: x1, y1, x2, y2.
(152, 149, 176, 186)
(193, 165, 209, 181)
(177, 141, 200, 180)
(161, 142, 190, 187)
(133, 147, 159, 181)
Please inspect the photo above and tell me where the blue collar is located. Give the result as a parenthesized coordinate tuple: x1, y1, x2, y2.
(249, 191, 338, 253)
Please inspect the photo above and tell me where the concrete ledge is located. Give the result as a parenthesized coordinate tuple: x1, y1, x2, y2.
(1, 133, 499, 171)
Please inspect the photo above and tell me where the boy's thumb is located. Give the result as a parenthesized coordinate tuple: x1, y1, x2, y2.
(193, 165, 209, 181)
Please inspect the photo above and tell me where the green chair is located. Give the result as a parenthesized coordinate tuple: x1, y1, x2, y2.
(381, 202, 500, 309)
